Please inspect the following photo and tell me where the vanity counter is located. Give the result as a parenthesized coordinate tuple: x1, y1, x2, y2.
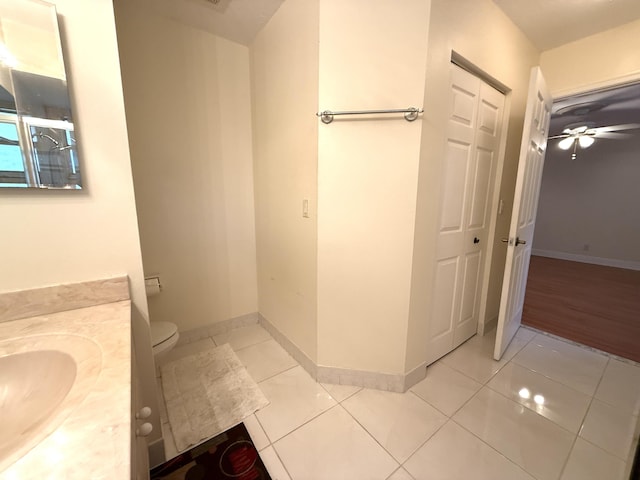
(0, 299, 132, 479)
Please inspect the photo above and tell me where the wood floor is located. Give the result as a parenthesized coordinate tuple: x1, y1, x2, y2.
(522, 255, 640, 363)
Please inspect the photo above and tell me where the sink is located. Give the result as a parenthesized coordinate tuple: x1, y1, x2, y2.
(0, 334, 102, 472)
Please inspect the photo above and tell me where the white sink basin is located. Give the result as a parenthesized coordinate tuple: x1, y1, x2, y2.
(0, 334, 102, 471)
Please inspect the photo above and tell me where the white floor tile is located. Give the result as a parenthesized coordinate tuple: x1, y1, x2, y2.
(161, 421, 178, 460)
(511, 334, 608, 396)
(404, 420, 535, 480)
(157, 337, 216, 369)
(274, 406, 398, 480)
(440, 331, 529, 384)
(579, 398, 639, 459)
(410, 362, 482, 416)
(236, 339, 298, 382)
(487, 362, 591, 433)
(386, 467, 415, 480)
(560, 437, 627, 480)
(321, 382, 362, 402)
(256, 366, 336, 442)
(514, 326, 537, 342)
(595, 358, 640, 414)
(213, 324, 272, 350)
(260, 446, 292, 480)
(453, 387, 574, 480)
(244, 414, 270, 451)
(156, 377, 168, 423)
(342, 389, 447, 463)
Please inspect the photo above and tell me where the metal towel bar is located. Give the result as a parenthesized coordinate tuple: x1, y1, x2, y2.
(316, 107, 423, 124)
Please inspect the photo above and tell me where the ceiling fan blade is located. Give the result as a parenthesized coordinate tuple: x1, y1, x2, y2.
(593, 132, 633, 140)
(590, 123, 640, 133)
(548, 134, 571, 140)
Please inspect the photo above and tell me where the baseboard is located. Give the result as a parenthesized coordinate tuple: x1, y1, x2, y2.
(532, 249, 640, 271)
(258, 313, 318, 379)
(259, 313, 426, 393)
(176, 312, 260, 347)
(148, 437, 165, 470)
(479, 316, 498, 336)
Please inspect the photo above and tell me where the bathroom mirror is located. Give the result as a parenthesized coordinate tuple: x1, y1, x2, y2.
(0, 0, 81, 189)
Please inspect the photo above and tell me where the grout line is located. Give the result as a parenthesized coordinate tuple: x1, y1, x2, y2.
(268, 442, 296, 480)
(336, 403, 403, 468)
(449, 417, 538, 479)
(255, 363, 300, 385)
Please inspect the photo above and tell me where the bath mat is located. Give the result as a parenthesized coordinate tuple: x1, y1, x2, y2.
(150, 422, 272, 480)
(161, 343, 269, 452)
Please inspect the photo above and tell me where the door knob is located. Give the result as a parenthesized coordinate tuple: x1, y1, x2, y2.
(473, 237, 480, 244)
(515, 237, 527, 246)
(501, 238, 509, 243)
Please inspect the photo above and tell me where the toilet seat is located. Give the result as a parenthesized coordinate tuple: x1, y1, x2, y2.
(151, 321, 178, 347)
(150, 321, 179, 359)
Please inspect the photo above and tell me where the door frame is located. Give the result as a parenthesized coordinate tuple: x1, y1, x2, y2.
(450, 52, 513, 337)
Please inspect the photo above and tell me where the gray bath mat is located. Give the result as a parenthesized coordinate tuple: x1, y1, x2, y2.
(161, 343, 269, 452)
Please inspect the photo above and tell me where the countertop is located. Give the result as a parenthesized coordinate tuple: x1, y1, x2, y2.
(0, 299, 132, 479)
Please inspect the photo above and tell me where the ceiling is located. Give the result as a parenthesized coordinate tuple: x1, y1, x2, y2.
(131, 0, 640, 51)
(493, 0, 640, 51)
(549, 81, 640, 137)
(128, 0, 284, 46)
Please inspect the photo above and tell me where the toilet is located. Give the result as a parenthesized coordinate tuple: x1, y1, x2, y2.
(150, 321, 179, 362)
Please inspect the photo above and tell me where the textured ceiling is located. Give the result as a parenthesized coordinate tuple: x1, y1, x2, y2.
(493, 0, 640, 51)
(128, 0, 284, 46)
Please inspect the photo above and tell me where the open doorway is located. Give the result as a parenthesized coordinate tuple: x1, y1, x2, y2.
(521, 81, 640, 362)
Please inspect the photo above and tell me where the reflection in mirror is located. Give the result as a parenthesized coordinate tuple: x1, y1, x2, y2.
(0, 0, 81, 189)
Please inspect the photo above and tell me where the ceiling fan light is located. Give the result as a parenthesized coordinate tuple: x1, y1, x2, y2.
(579, 136, 595, 148)
(558, 137, 574, 150)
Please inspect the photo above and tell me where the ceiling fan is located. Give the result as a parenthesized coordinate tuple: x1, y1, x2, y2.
(548, 123, 640, 160)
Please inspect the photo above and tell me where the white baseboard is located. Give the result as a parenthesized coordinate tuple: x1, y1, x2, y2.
(259, 314, 427, 393)
(532, 249, 640, 271)
(175, 312, 260, 347)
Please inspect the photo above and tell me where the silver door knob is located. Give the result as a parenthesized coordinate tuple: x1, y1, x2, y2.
(515, 237, 527, 246)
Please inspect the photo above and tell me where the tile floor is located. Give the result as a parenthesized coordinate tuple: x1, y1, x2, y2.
(156, 324, 640, 480)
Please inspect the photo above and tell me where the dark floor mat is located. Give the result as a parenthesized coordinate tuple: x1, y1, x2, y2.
(150, 422, 272, 480)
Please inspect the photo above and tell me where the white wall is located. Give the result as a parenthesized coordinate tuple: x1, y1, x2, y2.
(0, 0, 161, 450)
(316, 0, 430, 374)
(540, 18, 640, 96)
(406, 0, 540, 369)
(250, 0, 319, 362)
(114, 2, 258, 332)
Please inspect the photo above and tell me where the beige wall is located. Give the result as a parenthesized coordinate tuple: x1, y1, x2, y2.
(0, 0, 147, 314)
(316, 0, 430, 374)
(250, 0, 319, 362)
(115, 2, 258, 332)
(0, 0, 162, 450)
(540, 18, 640, 96)
(406, 0, 540, 370)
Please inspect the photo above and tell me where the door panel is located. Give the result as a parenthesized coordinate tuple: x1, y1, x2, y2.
(430, 257, 461, 356)
(427, 63, 506, 365)
(440, 141, 471, 232)
(455, 251, 482, 346)
(469, 148, 494, 228)
(494, 67, 552, 360)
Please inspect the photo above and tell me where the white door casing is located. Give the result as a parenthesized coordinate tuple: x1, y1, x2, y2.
(426, 63, 506, 365)
(494, 67, 552, 360)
